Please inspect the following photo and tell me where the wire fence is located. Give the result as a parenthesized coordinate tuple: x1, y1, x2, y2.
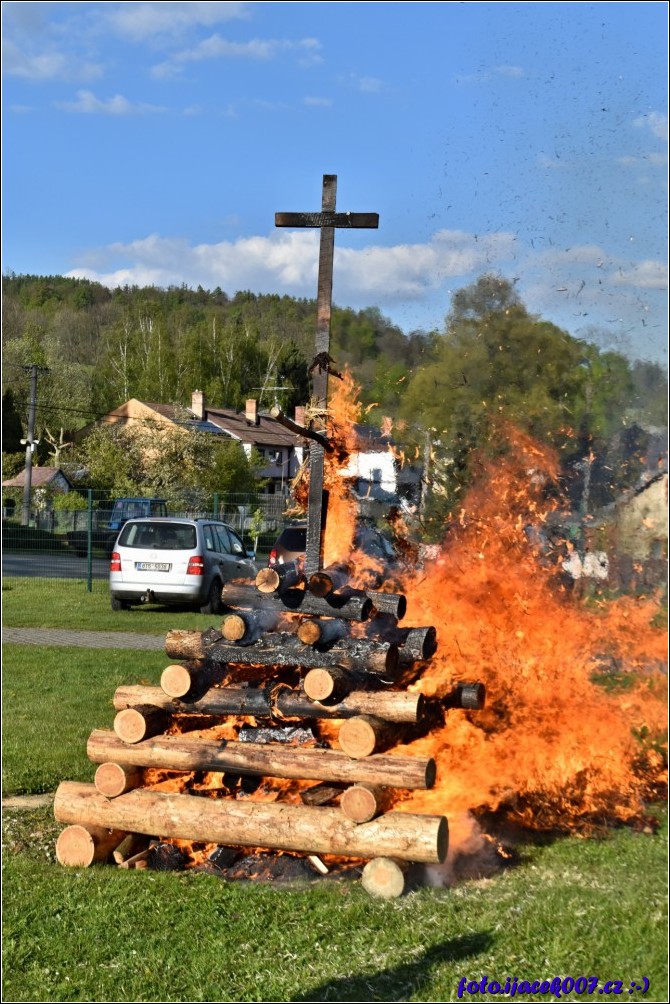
(2, 490, 300, 592)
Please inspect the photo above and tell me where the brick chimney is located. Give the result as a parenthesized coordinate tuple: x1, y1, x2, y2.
(191, 390, 205, 420)
(294, 406, 306, 428)
(245, 399, 259, 426)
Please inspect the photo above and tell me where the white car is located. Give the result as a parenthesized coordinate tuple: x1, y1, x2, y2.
(109, 518, 256, 613)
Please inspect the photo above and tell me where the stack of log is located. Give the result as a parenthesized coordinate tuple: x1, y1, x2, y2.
(54, 560, 484, 898)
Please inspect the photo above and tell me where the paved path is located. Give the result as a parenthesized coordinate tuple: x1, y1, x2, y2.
(3, 627, 165, 650)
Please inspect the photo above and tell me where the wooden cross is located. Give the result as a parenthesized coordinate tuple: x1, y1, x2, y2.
(276, 174, 379, 575)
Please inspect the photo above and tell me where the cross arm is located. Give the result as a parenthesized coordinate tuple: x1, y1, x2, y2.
(275, 212, 379, 229)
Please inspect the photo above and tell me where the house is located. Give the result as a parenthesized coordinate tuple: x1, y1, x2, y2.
(339, 423, 423, 510)
(190, 393, 306, 495)
(2, 466, 74, 519)
(79, 393, 307, 496)
(2, 466, 74, 493)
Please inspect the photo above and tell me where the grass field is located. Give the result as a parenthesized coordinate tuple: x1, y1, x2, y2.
(3, 801, 667, 1003)
(2, 585, 668, 1002)
(2, 578, 226, 634)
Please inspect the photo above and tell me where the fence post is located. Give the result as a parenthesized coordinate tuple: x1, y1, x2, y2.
(213, 493, 219, 519)
(86, 489, 93, 593)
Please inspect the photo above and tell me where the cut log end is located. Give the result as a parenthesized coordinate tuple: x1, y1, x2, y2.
(94, 763, 142, 799)
(221, 614, 247, 642)
(338, 716, 385, 759)
(340, 784, 384, 823)
(113, 707, 168, 745)
(297, 620, 322, 645)
(55, 824, 125, 867)
(303, 666, 348, 703)
(160, 664, 194, 699)
(361, 857, 406, 899)
(255, 567, 281, 594)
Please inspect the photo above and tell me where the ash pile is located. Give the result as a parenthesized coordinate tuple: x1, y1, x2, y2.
(53, 560, 485, 898)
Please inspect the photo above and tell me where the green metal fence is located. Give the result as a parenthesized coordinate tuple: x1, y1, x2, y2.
(2, 491, 298, 592)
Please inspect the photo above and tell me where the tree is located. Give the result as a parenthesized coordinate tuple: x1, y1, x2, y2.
(400, 275, 637, 524)
(70, 420, 261, 506)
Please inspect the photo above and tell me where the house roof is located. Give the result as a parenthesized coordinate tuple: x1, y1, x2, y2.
(204, 407, 301, 448)
(2, 467, 73, 489)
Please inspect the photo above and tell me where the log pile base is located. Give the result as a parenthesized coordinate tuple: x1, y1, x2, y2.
(53, 549, 484, 896)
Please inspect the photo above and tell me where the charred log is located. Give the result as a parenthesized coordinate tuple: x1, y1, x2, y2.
(308, 563, 351, 598)
(220, 609, 281, 644)
(297, 618, 350, 647)
(255, 561, 304, 595)
(164, 630, 399, 679)
(113, 682, 425, 725)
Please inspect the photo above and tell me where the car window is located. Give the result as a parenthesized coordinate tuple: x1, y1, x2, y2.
(227, 528, 246, 556)
(214, 524, 232, 554)
(203, 525, 218, 552)
(118, 521, 196, 550)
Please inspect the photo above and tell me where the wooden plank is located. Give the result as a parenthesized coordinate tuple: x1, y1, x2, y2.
(275, 212, 379, 228)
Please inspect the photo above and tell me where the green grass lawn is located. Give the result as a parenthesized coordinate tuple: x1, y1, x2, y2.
(2, 578, 227, 634)
(2, 803, 667, 1002)
(2, 645, 166, 794)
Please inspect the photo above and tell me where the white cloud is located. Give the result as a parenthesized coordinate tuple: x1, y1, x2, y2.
(633, 111, 668, 142)
(611, 260, 668, 290)
(456, 65, 524, 85)
(105, 2, 250, 42)
(65, 228, 518, 303)
(151, 33, 321, 77)
(55, 90, 166, 115)
(304, 96, 332, 108)
(2, 38, 104, 82)
(494, 65, 524, 78)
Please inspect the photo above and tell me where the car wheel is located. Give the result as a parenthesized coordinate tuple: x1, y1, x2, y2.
(110, 596, 131, 611)
(200, 579, 222, 615)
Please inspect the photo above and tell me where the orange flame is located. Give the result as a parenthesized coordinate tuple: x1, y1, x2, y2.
(392, 428, 666, 835)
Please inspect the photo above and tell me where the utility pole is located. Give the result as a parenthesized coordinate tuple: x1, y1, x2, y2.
(21, 364, 48, 526)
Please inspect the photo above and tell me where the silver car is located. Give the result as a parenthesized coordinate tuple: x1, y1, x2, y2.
(109, 518, 256, 613)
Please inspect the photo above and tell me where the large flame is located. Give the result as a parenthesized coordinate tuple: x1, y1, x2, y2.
(393, 426, 666, 835)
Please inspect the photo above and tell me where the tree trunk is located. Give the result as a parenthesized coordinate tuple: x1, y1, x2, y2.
(255, 561, 304, 594)
(220, 609, 280, 644)
(308, 562, 351, 598)
(87, 730, 437, 790)
(302, 666, 352, 702)
(55, 824, 126, 867)
(160, 661, 226, 701)
(367, 592, 407, 620)
(54, 782, 447, 864)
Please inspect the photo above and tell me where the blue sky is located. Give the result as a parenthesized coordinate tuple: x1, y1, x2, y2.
(3, 1, 668, 365)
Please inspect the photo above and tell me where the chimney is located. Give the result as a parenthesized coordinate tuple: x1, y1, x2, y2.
(294, 406, 306, 428)
(245, 399, 259, 426)
(191, 390, 205, 420)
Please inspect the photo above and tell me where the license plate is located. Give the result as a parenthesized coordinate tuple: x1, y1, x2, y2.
(135, 562, 171, 572)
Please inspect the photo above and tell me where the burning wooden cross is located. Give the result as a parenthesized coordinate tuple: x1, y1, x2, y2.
(275, 174, 379, 575)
